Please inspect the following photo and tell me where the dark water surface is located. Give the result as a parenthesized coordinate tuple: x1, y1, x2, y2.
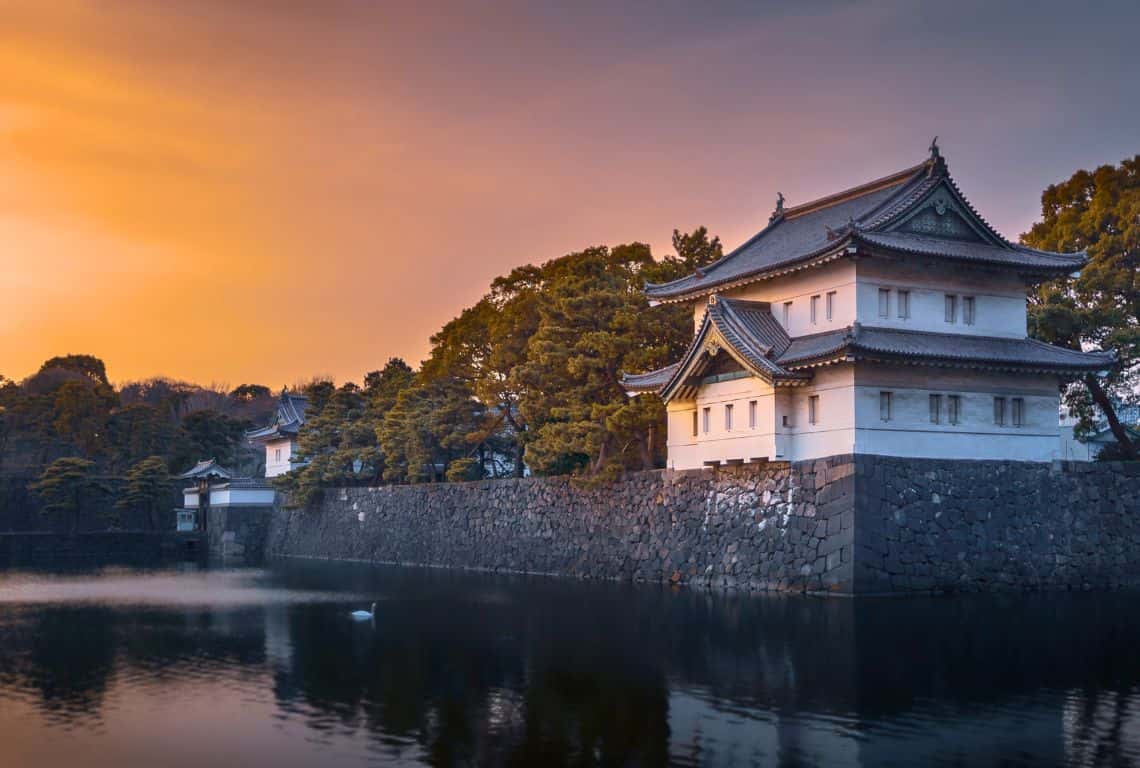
(1, 561, 1139, 767)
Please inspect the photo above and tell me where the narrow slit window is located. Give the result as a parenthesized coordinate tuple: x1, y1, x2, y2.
(691, 411, 698, 438)
(963, 296, 976, 325)
(929, 394, 941, 424)
(725, 403, 733, 431)
(702, 407, 711, 434)
(275, 448, 282, 462)
(878, 288, 890, 318)
(749, 400, 757, 429)
(782, 301, 792, 327)
(879, 391, 893, 422)
(826, 291, 836, 321)
(897, 290, 910, 319)
(810, 295, 820, 324)
(1011, 397, 1024, 427)
(947, 395, 961, 425)
(808, 395, 819, 425)
(945, 294, 957, 323)
(993, 396, 1006, 426)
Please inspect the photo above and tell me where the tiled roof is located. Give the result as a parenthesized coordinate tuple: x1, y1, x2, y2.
(246, 390, 310, 442)
(645, 149, 1085, 302)
(623, 297, 809, 401)
(855, 232, 1083, 271)
(177, 459, 234, 480)
(621, 364, 679, 392)
(777, 325, 1114, 373)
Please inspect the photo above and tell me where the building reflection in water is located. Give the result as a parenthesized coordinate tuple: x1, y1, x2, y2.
(1, 563, 1140, 766)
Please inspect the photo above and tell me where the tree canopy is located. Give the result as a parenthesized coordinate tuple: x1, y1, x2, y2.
(1023, 155, 1140, 458)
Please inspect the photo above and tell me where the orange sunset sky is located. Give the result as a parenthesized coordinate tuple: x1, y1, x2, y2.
(3, 0, 1138, 388)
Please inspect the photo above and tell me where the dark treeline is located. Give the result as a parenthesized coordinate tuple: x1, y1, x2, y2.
(0, 355, 277, 530)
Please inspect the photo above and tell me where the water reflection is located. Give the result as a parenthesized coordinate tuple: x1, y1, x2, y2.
(0, 561, 1138, 766)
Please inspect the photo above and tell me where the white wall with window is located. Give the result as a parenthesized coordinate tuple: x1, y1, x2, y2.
(665, 375, 784, 469)
(851, 364, 1061, 461)
(857, 259, 1026, 338)
(704, 261, 857, 338)
(264, 437, 297, 477)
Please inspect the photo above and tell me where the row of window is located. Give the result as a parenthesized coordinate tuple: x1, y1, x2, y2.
(879, 392, 1024, 427)
(781, 292, 839, 327)
(689, 393, 1027, 437)
(692, 401, 760, 436)
(877, 288, 976, 325)
(780, 288, 980, 328)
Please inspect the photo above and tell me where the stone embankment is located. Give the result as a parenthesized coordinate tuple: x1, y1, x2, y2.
(269, 457, 858, 592)
(267, 456, 1140, 595)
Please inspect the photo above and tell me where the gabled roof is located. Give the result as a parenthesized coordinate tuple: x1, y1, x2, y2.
(778, 324, 1115, 374)
(623, 297, 810, 402)
(622, 363, 680, 393)
(246, 390, 310, 443)
(645, 143, 1085, 303)
(178, 459, 234, 480)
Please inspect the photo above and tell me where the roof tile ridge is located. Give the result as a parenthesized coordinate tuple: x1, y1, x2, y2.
(782, 161, 929, 221)
(1022, 336, 1115, 358)
(857, 173, 942, 231)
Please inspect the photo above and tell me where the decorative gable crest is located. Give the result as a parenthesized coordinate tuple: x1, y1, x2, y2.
(886, 183, 1001, 245)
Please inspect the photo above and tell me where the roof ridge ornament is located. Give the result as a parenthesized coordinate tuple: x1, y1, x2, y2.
(770, 191, 786, 223)
(927, 135, 947, 177)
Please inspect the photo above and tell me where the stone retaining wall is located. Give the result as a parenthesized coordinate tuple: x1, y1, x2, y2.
(269, 456, 858, 593)
(854, 455, 1140, 593)
(268, 456, 1140, 595)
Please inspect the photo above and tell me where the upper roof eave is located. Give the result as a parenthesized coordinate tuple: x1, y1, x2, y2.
(644, 147, 1087, 304)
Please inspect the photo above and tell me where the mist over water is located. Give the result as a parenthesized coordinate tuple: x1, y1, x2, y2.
(0, 561, 1138, 767)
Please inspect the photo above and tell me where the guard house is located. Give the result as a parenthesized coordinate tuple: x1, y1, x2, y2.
(624, 142, 1114, 469)
(246, 389, 309, 477)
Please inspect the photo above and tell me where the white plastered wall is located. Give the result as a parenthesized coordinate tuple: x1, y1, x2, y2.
(856, 257, 1027, 338)
(264, 438, 296, 477)
(694, 261, 857, 337)
(666, 375, 780, 470)
(853, 364, 1062, 461)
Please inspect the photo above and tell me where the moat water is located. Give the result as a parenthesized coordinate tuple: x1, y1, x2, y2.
(1, 561, 1139, 767)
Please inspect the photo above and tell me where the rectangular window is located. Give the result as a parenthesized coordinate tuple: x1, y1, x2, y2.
(963, 296, 976, 325)
(749, 400, 757, 429)
(782, 414, 789, 428)
(692, 411, 698, 438)
(929, 394, 941, 424)
(702, 407, 711, 434)
(993, 396, 1006, 426)
(945, 294, 957, 323)
(879, 391, 893, 422)
(1011, 397, 1024, 427)
(725, 403, 733, 431)
(897, 290, 910, 319)
(878, 288, 890, 318)
(947, 395, 961, 425)
(782, 301, 792, 327)
(808, 395, 819, 425)
(275, 448, 282, 462)
(810, 295, 820, 324)
(826, 291, 836, 321)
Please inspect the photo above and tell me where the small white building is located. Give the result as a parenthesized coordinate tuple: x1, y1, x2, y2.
(246, 390, 309, 477)
(625, 142, 1114, 468)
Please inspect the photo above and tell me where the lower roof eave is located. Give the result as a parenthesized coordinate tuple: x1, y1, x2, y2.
(783, 351, 1111, 376)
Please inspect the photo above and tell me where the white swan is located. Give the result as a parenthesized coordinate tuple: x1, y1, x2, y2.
(351, 602, 376, 621)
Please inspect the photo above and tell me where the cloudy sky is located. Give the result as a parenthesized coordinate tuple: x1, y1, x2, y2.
(2, 0, 1138, 386)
